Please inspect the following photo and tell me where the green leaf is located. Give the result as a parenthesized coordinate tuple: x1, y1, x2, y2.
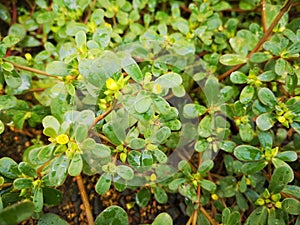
(42, 115, 60, 133)
(258, 87, 277, 108)
(271, 158, 294, 182)
(94, 206, 128, 225)
(38, 213, 68, 225)
(287, 41, 300, 55)
(227, 211, 241, 225)
(134, 96, 152, 113)
(239, 123, 254, 142)
(150, 127, 171, 144)
(75, 123, 89, 143)
(93, 28, 110, 49)
(43, 127, 57, 138)
(241, 161, 268, 174)
(282, 185, 300, 199)
(68, 152, 83, 176)
(129, 138, 145, 149)
(152, 213, 173, 225)
(95, 173, 111, 195)
(42, 187, 63, 206)
(153, 186, 168, 204)
(152, 150, 167, 163)
(257, 71, 276, 82)
(197, 211, 210, 225)
(1, 62, 14, 72)
(275, 58, 288, 76)
(250, 52, 272, 63)
(4, 70, 21, 88)
(195, 140, 209, 152)
(234, 145, 263, 161)
(49, 155, 70, 186)
(282, 198, 300, 215)
(116, 165, 134, 180)
(198, 115, 213, 138)
(263, 41, 281, 56)
(154, 72, 182, 88)
(66, 22, 88, 36)
(18, 162, 37, 178)
(240, 85, 255, 104)
(33, 187, 43, 212)
(276, 151, 297, 162)
(199, 179, 216, 192)
(0, 120, 4, 134)
(256, 113, 276, 131)
(286, 74, 297, 92)
(230, 71, 248, 84)
(8, 24, 26, 41)
(0, 3, 11, 23)
(219, 54, 247, 66)
(46, 61, 69, 76)
(128, 150, 141, 168)
(291, 122, 300, 134)
(13, 178, 33, 190)
(0, 201, 35, 225)
(183, 104, 206, 119)
(0, 157, 20, 179)
(38, 144, 55, 162)
(75, 30, 86, 49)
(172, 85, 186, 97)
(168, 178, 185, 191)
(121, 55, 143, 82)
(244, 206, 268, 225)
(198, 160, 214, 174)
(269, 166, 293, 193)
(141, 150, 153, 167)
(136, 188, 151, 207)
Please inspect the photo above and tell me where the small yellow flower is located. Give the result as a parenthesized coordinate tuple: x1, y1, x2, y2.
(277, 116, 286, 123)
(275, 201, 282, 209)
(246, 178, 251, 185)
(106, 78, 119, 91)
(56, 134, 69, 145)
(152, 83, 162, 94)
(150, 173, 157, 182)
(211, 194, 219, 200)
(25, 53, 32, 61)
(255, 198, 265, 206)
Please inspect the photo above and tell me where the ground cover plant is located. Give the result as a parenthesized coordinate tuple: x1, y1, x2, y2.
(0, 0, 299, 224)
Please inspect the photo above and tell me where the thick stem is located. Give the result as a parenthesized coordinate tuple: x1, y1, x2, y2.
(261, 0, 267, 32)
(75, 175, 94, 225)
(199, 206, 218, 225)
(91, 106, 113, 128)
(218, 0, 294, 81)
(6, 60, 61, 79)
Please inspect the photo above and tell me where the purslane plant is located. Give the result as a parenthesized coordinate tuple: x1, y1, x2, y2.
(0, 0, 299, 225)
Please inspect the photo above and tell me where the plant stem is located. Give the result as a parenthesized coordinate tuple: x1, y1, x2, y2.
(75, 175, 94, 225)
(200, 206, 218, 225)
(91, 106, 113, 128)
(261, 0, 267, 32)
(5, 60, 61, 79)
(249, 0, 294, 56)
(218, 0, 294, 81)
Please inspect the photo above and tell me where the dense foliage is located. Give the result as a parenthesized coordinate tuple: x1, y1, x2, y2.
(0, 0, 299, 224)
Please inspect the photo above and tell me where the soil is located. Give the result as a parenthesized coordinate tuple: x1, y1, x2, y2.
(0, 127, 189, 225)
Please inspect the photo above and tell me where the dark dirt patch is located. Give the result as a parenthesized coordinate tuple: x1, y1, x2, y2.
(1, 128, 189, 225)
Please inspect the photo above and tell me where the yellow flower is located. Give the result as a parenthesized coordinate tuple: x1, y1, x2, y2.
(25, 53, 32, 61)
(211, 194, 219, 200)
(56, 134, 69, 145)
(150, 173, 157, 182)
(106, 78, 119, 91)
